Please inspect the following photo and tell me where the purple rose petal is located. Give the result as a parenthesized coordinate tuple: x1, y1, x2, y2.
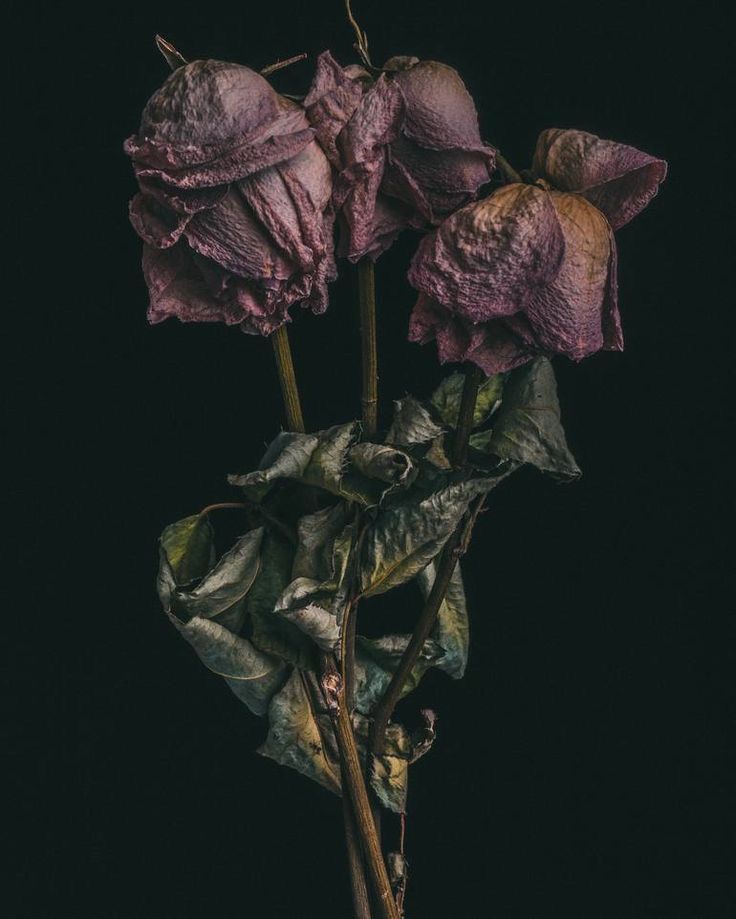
(532, 128, 667, 230)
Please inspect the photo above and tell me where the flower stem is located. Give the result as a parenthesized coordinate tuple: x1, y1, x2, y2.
(358, 260, 379, 435)
(342, 792, 372, 919)
(271, 324, 306, 433)
(322, 660, 399, 919)
(369, 362, 482, 759)
(496, 152, 523, 184)
(451, 362, 483, 467)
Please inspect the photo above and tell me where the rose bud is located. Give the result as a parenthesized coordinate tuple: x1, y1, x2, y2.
(125, 59, 335, 335)
(408, 132, 666, 373)
(305, 51, 495, 262)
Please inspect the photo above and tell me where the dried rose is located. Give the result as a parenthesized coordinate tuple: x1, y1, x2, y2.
(305, 51, 495, 262)
(408, 131, 666, 373)
(531, 128, 667, 230)
(125, 59, 335, 336)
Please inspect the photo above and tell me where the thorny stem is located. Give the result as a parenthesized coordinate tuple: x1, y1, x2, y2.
(271, 324, 306, 433)
(358, 260, 379, 435)
(369, 363, 482, 759)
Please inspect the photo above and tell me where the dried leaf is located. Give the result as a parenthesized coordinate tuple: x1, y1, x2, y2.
(431, 372, 504, 429)
(348, 442, 415, 486)
(386, 396, 445, 447)
(169, 615, 287, 715)
(359, 478, 497, 597)
(485, 357, 580, 481)
(418, 559, 469, 679)
(259, 670, 341, 794)
(247, 532, 316, 670)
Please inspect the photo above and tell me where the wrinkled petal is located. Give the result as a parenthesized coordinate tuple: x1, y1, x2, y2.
(143, 243, 244, 326)
(390, 60, 492, 154)
(184, 187, 294, 281)
(240, 141, 332, 271)
(385, 135, 495, 222)
(532, 128, 667, 230)
(408, 294, 536, 374)
(408, 184, 565, 321)
(524, 192, 614, 360)
(304, 51, 365, 170)
(601, 221, 623, 351)
(335, 75, 405, 261)
(124, 61, 315, 188)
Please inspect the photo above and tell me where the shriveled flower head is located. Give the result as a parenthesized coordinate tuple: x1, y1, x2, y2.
(125, 59, 335, 335)
(305, 51, 496, 262)
(408, 130, 666, 373)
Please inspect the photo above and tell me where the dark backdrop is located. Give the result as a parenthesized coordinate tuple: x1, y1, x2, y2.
(8, 0, 733, 916)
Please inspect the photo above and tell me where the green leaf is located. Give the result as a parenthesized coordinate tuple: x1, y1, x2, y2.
(386, 397, 445, 447)
(418, 559, 469, 679)
(485, 358, 581, 481)
(431, 372, 504, 429)
(169, 527, 264, 632)
(169, 615, 287, 716)
(247, 532, 316, 670)
(157, 518, 285, 715)
(158, 514, 215, 592)
(353, 634, 441, 715)
(275, 505, 357, 655)
(359, 478, 498, 597)
(259, 669, 341, 795)
(274, 579, 341, 652)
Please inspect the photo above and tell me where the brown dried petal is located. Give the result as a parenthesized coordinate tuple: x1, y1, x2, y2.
(532, 128, 667, 230)
(408, 184, 565, 322)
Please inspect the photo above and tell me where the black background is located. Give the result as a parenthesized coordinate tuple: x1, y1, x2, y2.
(8, 0, 733, 916)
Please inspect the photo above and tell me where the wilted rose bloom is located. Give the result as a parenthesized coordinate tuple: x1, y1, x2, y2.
(125, 60, 335, 335)
(304, 51, 496, 262)
(408, 130, 666, 373)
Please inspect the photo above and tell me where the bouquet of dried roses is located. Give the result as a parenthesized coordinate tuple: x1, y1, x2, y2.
(125, 9, 665, 916)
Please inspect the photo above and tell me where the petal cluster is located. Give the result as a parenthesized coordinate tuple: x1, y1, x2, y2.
(409, 130, 666, 372)
(305, 52, 496, 262)
(125, 60, 335, 335)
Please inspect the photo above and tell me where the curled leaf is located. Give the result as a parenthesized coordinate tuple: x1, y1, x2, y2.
(169, 616, 287, 715)
(349, 442, 415, 486)
(259, 669, 342, 794)
(417, 559, 469, 679)
(485, 357, 580, 481)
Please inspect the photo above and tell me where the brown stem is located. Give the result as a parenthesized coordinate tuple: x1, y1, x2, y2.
(198, 502, 247, 516)
(368, 527, 463, 759)
(369, 363, 482, 758)
(260, 52, 307, 76)
(271, 324, 306, 433)
(358, 260, 379, 435)
(496, 152, 523, 184)
(322, 662, 399, 919)
(451, 362, 483, 467)
(342, 793, 373, 919)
